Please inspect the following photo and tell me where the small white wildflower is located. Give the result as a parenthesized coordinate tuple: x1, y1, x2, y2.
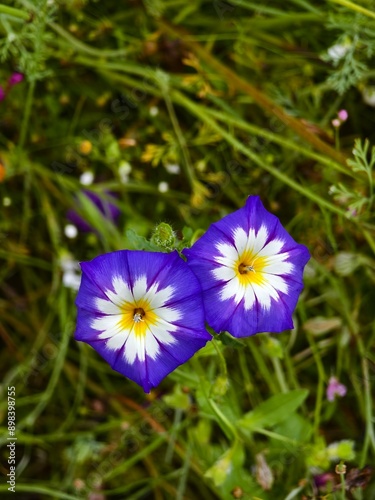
(79, 171, 94, 186)
(158, 181, 169, 193)
(63, 271, 81, 290)
(327, 43, 350, 62)
(64, 224, 78, 239)
(362, 86, 375, 107)
(149, 106, 159, 117)
(118, 161, 132, 184)
(165, 163, 180, 175)
(60, 256, 81, 290)
(3, 197, 11, 207)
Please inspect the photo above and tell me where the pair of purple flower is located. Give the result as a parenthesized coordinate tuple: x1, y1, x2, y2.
(75, 196, 310, 392)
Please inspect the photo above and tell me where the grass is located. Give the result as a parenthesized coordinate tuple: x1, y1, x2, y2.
(1, 0, 375, 498)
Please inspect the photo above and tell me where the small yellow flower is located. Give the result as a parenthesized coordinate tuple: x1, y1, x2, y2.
(79, 140, 92, 155)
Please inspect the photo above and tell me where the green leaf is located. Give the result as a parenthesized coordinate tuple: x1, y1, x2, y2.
(238, 389, 309, 431)
(205, 443, 244, 486)
(163, 385, 190, 411)
(125, 229, 159, 251)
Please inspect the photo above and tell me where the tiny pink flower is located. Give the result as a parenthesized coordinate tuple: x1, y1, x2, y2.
(327, 376, 347, 402)
(338, 109, 348, 122)
(8, 72, 24, 86)
(331, 118, 341, 128)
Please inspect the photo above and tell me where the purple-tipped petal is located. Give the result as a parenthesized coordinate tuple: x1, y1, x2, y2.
(183, 195, 310, 337)
(75, 250, 211, 392)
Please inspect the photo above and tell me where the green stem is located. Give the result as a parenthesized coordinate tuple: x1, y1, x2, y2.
(159, 20, 347, 166)
(18, 80, 36, 150)
(49, 22, 131, 58)
(328, 0, 375, 20)
(359, 355, 375, 466)
(0, 4, 30, 19)
(192, 357, 239, 442)
(162, 88, 196, 189)
(339, 467, 346, 499)
(272, 357, 289, 393)
(173, 90, 349, 219)
(307, 333, 326, 439)
(248, 341, 279, 394)
(103, 435, 166, 481)
(205, 107, 355, 179)
(208, 398, 240, 442)
(212, 338, 228, 378)
(0, 485, 79, 499)
(363, 229, 375, 255)
(20, 318, 71, 429)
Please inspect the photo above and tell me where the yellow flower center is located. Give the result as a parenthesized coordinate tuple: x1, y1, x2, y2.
(117, 297, 158, 337)
(235, 249, 267, 286)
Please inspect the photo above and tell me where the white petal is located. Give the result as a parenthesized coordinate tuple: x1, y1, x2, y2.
(106, 330, 130, 351)
(243, 285, 256, 310)
(124, 333, 138, 364)
(233, 227, 248, 255)
(113, 276, 134, 302)
(214, 242, 238, 267)
(264, 274, 288, 294)
(144, 330, 160, 360)
(221, 278, 245, 305)
(148, 322, 177, 345)
(234, 282, 247, 304)
(212, 266, 236, 282)
(132, 276, 148, 301)
(252, 283, 272, 309)
(147, 283, 175, 309)
(257, 239, 285, 257)
(266, 251, 290, 263)
(92, 314, 120, 334)
(264, 260, 294, 276)
(252, 225, 269, 254)
(95, 298, 121, 315)
(154, 305, 181, 323)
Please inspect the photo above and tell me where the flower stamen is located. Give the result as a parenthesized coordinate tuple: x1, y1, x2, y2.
(238, 263, 255, 274)
(133, 308, 145, 323)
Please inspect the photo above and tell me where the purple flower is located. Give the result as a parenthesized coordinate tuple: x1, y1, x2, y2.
(313, 472, 335, 490)
(0, 86, 5, 102)
(8, 72, 24, 86)
(183, 196, 310, 337)
(67, 190, 120, 233)
(327, 376, 347, 402)
(75, 250, 211, 392)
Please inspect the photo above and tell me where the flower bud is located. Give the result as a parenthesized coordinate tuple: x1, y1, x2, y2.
(151, 223, 175, 250)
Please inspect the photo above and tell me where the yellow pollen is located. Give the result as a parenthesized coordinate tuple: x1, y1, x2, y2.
(117, 299, 158, 337)
(235, 250, 268, 286)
